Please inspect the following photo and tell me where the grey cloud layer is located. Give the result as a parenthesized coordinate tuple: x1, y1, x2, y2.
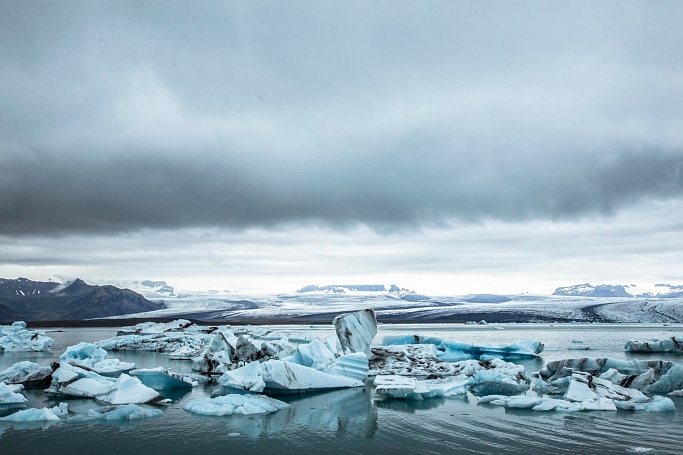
(2, 1, 683, 236)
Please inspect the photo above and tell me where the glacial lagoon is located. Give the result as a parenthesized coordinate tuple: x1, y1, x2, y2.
(1, 324, 683, 454)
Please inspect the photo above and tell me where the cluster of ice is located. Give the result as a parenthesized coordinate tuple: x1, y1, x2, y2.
(333, 309, 377, 356)
(0, 382, 27, 404)
(0, 403, 68, 421)
(382, 335, 544, 361)
(369, 344, 458, 376)
(116, 319, 200, 335)
(488, 371, 675, 412)
(625, 337, 683, 353)
(373, 375, 468, 400)
(0, 361, 53, 385)
(192, 332, 267, 374)
(0, 321, 54, 351)
(183, 394, 290, 416)
(60, 342, 135, 375)
(67, 404, 163, 422)
(46, 363, 165, 404)
(130, 367, 198, 389)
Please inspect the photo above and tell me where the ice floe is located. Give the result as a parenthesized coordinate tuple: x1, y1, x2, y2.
(60, 342, 135, 375)
(0, 403, 68, 421)
(625, 337, 683, 353)
(45, 363, 166, 404)
(373, 375, 468, 400)
(184, 394, 289, 416)
(0, 361, 53, 386)
(67, 404, 163, 422)
(382, 335, 544, 361)
(0, 381, 27, 404)
(369, 344, 457, 376)
(0, 321, 53, 352)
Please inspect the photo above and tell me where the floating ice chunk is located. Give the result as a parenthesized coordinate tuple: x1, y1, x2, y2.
(0, 322, 53, 351)
(625, 337, 683, 353)
(168, 345, 202, 360)
(599, 368, 656, 391)
(97, 331, 213, 354)
(538, 358, 675, 381)
(191, 331, 263, 374)
(566, 371, 649, 403)
(383, 335, 544, 361)
(184, 394, 289, 416)
(68, 404, 163, 422)
(219, 360, 364, 394)
(0, 361, 53, 385)
(116, 319, 196, 335)
(489, 396, 544, 409)
(0, 382, 27, 404)
(0, 403, 68, 421)
(468, 369, 529, 397)
(646, 364, 683, 394)
(60, 342, 135, 375)
(285, 340, 337, 371)
(613, 395, 675, 412)
(333, 309, 377, 356)
(373, 375, 468, 400)
(325, 353, 369, 382)
(46, 364, 164, 404)
(130, 367, 198, 389)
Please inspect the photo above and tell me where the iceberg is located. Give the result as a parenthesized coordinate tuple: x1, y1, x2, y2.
(625, 337, 683, 353)
(67, 404, 163, 422)
(60, 342, 135, 375)
(0, 382, 27, 404)
(646, 364, 683, 394)
(325, 353, 369, 382)
(0, 403, 68, 421)
(0, 361, 53, 386)
(116, 319, 199, 335)
(218, 359, 364, 394)
(333, 309, 377, 356)
(369, 344, 458, 376)
(0, 321, 53, 352)
(285, 339, 337, 371)
(382, 335, 544, 361)
(97, 332, 212, 354)
(538, 358, 675, 382)
(130, 367, 198, 389)
(373, 375, 468, 400)
(45, 363, 166, 404)
(184, 395, 290, 416)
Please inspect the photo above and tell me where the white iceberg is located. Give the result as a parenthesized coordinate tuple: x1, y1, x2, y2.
(0, 361, 53, 385)
(0, 403, 68, 421)
(97, 332, 212, 354)
(369, 344, 458, 376)
(45, 363, 165, 404)
(67, 404, 163, 422)
(382, 335, 544, 361)
(184, 394, 289, 416)
(130, 367, 198, 389)
(116, 319, 198, 335)
(60, 342, 135, 375)
(0, 382, 27, 404)
(218, 359, 364, 394)
(0, 321, 53, 352)
(625, 337, 683, 353)
(333, 309, 377, 356)
(538, 358, 675, 382)
(373, 375, 468, 400)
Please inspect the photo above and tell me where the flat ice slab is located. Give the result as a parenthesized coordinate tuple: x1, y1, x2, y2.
(184, 394, 290, 416)
(373, 375, 468, 400)
(68, 404, 163, 422)
(0, 403, 68, 421)
(625, 337, 683, 353)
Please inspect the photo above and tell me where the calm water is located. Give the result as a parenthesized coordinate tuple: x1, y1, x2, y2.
(1, 324, 682, 454)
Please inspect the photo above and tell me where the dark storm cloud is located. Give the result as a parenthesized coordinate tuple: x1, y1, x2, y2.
(1, 1, 683, 236)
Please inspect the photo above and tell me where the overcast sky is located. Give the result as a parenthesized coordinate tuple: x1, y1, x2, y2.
(1, 1, 682, 295)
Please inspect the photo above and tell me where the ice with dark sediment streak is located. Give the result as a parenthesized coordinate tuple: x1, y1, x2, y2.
(45, 363, 166, 404)
(625, 337, 683, 353)
(369, 344, 458, 376)
(0, 382, 27, 404)
(60, 342, 135, 375)
(217, 359, 365, 394)
(373, 375, 468, 400)
(382, 335, 544, 361)
(333, 309, 377, 356)
(0, 361, 53, 385)
(184, 395, 290, 416)
(0, 321, 53, 352)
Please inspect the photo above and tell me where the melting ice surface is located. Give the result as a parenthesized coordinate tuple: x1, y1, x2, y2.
(2, 321, 683, 454)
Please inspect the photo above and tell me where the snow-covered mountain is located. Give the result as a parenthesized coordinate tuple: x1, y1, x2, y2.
(296, 284, 429, 302)
(552, 283, 633, 298)
(88, 279, 177, 298)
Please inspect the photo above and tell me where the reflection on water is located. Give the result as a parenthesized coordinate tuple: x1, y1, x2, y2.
(1, 325, 683, 454)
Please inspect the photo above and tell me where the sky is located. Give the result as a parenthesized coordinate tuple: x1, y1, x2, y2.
(1, 1, 682, 295)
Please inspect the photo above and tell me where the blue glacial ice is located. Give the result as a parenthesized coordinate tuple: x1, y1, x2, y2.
(67, 404, 163, 422)
(625, 337, 683, 353)
(0, 321, 53, 352)
(130, 367, 198, 389)
(60, 342, 135, 375)
(373, 375, 468, 400)
(0, 403, 68, 421)
(0, 382, 27, 404)
(184, 394, 290, 416)
(382, 335, 544, 361)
